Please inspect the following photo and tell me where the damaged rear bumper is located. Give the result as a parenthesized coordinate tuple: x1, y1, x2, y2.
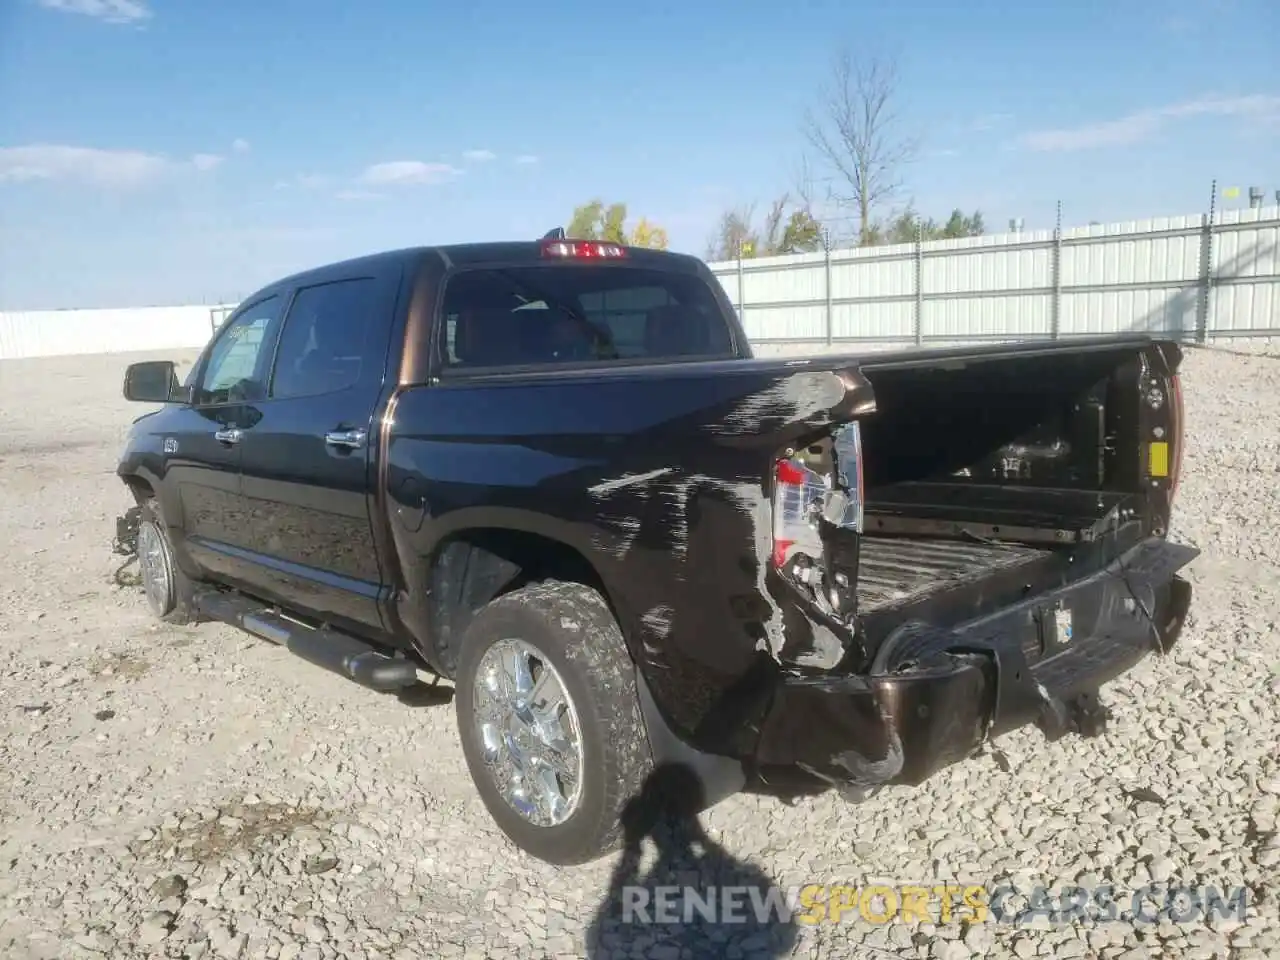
(754, 537, 1197, 793)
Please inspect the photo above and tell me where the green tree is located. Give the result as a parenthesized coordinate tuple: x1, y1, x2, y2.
(863, 205, 986, 245)
(705, 194, 826, 261)
(940, 208, 984, 238)
(566, 199, 669, 249)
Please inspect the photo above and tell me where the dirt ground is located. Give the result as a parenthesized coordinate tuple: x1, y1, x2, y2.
(0, 343, 1277, 960)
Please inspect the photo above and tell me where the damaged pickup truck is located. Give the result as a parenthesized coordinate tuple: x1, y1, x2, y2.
(113, 232, 1196, 864)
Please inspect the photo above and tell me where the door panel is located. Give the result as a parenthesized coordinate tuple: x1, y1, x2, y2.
(165, 404, 253, 581)
(239, 392, 384, 633)
(166, 295, 286, 586)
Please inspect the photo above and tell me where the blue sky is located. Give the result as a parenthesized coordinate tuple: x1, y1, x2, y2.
(1, 0, 1277, 310)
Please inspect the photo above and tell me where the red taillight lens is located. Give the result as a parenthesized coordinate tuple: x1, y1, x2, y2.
(1169, 373, 1185, 498)
(540, 239, 627, 259)
(771, 424, 864, 571)
(771, 457, 817, 568)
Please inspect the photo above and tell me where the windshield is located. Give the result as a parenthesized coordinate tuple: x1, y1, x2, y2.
(438, 265, 736, 370)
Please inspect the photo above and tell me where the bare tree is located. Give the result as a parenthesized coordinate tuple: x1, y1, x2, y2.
(791, 155, 820, 214)
(803, 49, 919, 245)
(704, 204, 756, 261)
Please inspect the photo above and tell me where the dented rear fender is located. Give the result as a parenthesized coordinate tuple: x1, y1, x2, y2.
(386, 364, 876, 745)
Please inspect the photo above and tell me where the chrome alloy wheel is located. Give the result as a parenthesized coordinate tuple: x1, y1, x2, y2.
(472, 638, 584, 827)
(136, 519, 175, 617)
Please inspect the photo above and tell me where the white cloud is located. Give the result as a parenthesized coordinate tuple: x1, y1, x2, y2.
(462, 149, 496, 162)
(358, 160, 461, 186)
(514, 154, 538, 165)
(1022, 94, 1280, 151)
(190, 153, 223, 172)
(0, 144, 222, 188)
(37, 0, 151, 24)
(231, 138, 251, 154)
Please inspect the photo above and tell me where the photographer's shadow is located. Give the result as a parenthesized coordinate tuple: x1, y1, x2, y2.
(586, 762, 798, 959)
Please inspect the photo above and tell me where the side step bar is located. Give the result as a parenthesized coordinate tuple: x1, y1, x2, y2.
(195, 590, 419, 692)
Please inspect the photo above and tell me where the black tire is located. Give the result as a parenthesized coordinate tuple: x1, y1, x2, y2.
(136, 498, 199, 625)
(454, 580, 654, 865)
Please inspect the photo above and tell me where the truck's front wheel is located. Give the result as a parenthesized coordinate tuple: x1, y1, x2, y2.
(454, 580, 653, 865)
(135, 498, 198, 625)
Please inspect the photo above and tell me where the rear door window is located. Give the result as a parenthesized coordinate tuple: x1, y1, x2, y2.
(439, 265, 735, 370)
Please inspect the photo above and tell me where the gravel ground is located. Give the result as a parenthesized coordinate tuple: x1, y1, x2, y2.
(1, 342, 1278, 960)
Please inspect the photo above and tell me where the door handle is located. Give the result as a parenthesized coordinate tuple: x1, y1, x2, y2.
(214, 428, 242, 445)
(325, 429, 367, 450)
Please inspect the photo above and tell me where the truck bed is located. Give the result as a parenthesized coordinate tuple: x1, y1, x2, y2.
(856, 535, 1049, 612)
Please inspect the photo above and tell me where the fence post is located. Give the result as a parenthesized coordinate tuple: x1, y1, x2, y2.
(914, 223, 924, 346)
(824, 229, 833, 346)
(1051, 200, 1063, 340)
(1195, 180, 1217, 343)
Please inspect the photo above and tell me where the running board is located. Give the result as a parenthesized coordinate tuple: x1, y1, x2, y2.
(194, 590, 419, 692)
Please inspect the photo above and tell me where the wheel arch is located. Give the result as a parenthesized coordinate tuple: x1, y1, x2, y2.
(122, 473, 156, 504)
(423, 525, 628, 678)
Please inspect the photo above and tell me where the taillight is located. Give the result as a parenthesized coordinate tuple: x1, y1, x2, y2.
(771, 424, 864, 571)
(771, 458, 816, 568)
(540, 239, 627, 259)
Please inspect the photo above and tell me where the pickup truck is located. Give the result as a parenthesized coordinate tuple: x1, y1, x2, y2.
(113, 233, 1197, 865)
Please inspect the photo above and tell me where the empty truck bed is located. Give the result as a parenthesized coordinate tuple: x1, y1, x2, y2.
(856, 535, 1049, 612)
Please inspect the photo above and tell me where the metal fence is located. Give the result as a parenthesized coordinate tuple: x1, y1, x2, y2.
(210, 305, 234, 334)
(4, 202, 1278, 362)
(706, 200, 1280, 347)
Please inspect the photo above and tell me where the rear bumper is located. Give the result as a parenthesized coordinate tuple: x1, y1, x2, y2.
(754, 537, 1197, 791)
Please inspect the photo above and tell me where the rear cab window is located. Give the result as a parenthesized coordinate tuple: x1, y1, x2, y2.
(437, 264, 737, 371)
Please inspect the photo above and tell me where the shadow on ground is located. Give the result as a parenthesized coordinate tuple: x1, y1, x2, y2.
(395, 679, 455, 708)
(586, 763, 799, 959)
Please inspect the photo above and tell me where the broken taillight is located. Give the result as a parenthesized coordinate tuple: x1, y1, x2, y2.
(771, 423, 864, 571)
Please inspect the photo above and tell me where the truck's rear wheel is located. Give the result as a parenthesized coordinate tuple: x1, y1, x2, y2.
(136, 498, 198, 625)
(454, 580, 653, 865)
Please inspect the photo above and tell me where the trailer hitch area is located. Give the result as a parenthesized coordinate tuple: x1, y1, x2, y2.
(113, 506, 141, 556)
(1035, 686, 1111, 741)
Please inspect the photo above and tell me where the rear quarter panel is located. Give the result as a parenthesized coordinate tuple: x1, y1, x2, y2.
(383, 362, 871, 749)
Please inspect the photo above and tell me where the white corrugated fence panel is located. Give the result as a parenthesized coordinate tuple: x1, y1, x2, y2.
(741, 260, 826, 305)
(831, 255, 914, 300)
(1, 306, 216, 361)
(1061, 231, 1201, 287)
(1211, 206, 1280, 334)
(831, 301, 914, 340)
(922, 244, 1051, 295)
(1059, 288, 1198, 337)
(1211, 280, 1280, 335)
(741, 305, 827, 341)
(924, 294, 1051, 339)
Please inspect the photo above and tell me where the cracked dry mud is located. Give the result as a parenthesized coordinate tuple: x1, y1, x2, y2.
(2, 342, 1278, 960)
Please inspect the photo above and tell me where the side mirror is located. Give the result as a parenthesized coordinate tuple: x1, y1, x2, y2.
(123, 360, 183, 403)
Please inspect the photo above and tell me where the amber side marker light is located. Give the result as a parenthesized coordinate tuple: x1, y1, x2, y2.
(1149, 441, 1170, 478)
